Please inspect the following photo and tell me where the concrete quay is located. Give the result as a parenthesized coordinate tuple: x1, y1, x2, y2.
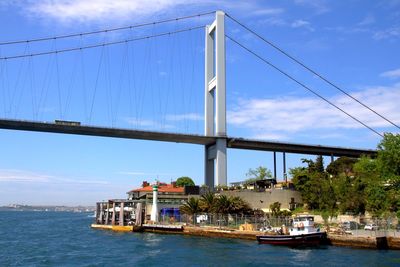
(328, 234, 400, 250)
(90, 224, 400, 250)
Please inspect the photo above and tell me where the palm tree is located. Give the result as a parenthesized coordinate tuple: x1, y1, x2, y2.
(200, 191, 215, 213)
(180, 197, 201, 225)
(214, 195, 232, 214)
(180, 197, 201, 215)
(230, 196, 252, 215)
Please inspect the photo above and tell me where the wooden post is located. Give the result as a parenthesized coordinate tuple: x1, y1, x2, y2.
(105, 202, 110, 225)
(119, 202, 125, 226)
(111, 202, 116, 225)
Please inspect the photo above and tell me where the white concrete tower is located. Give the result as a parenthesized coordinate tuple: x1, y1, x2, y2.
(204, 11, 227, 188)
(150, 183, 159, 222)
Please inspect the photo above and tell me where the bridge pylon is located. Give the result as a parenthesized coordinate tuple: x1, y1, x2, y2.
(204, 11, 227, 188)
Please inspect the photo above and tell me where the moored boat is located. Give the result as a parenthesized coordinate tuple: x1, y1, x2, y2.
(257, 215, 327, 247)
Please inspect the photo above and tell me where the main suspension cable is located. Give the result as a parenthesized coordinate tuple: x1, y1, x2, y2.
(0, 26, 205, 60)
(226, 13, 400, 130)
(0, 11, 215, 46)
(226, 35, 384, 138)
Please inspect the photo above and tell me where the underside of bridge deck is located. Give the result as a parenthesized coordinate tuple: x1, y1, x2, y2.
(0, 119, 377, 158)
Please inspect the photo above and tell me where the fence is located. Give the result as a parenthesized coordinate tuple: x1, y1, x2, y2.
(158, 213, 400, 237)
(158, 213, 292, 231)
(338, 217, 400, 237)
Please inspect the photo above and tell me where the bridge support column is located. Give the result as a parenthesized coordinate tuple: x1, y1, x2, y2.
(205, 138, 227, 188)
(283, 152, 287, 183)
(273, 152, 277, 179)
(204, 145, 215, 189)
(204, 11, 227, 188)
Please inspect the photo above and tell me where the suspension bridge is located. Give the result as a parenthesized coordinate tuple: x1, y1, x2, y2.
(1, 11, 390, 188)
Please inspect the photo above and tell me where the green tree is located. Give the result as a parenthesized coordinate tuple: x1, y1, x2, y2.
(270, 202, 281, 216)
(365, 186, 388, 217)
(351, 134, 400, 217)
(200, 191, 215, 213)
(326, 156, 357, 176)
(245, 166, 272, 184)
(377, 133, 400, 177)
(315, 155, 325, 173)
(180, 197, 201, 215)
(229, 196, 252, 214)
(377, 134, 400, 214)
(334, 174, 366, 214)
(176, 176, 195, 187)
(291, 156, 336, 212)
(214, 195, 232, 214)
(290, 167, 308, 193)
(289, 134, 400, 218)
(212, 195, 251, 215)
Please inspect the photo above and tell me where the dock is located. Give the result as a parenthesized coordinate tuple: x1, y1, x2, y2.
(91, 223, 400, 250)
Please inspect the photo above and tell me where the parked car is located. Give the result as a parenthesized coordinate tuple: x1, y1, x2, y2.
(342, 221, 360, 230)
(364, 224, 379, 231)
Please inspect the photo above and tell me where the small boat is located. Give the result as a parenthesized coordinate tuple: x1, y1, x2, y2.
(257, 215, 327, 247)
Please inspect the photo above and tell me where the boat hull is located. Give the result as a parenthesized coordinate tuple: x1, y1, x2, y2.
(257, 232, 327, 247)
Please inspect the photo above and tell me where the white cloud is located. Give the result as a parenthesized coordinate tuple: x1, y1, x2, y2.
(118, 171, 176, 176)
(373, 26, 400, 40)
(6, 0, 285, 25)
(258, 17, 287, 27)
(228, 83, 400, 140)
(358, 15, 375, 26)
(252, 8, 284, 16)
(291, 19, 314, 31)
(165, 113, 203, 121)
(0, 169, 51, 183)
(26, 0, 191, 24)
(291, 19, 310, 28)
(294, 0, 329, 14)
(380, 68, 400, 79)
(0, 169, 109, 185)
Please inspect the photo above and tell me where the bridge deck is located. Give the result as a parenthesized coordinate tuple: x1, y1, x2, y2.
(0, 119, 376, 157)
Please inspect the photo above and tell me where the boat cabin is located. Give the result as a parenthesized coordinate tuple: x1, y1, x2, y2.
(290, 215, 319, 235)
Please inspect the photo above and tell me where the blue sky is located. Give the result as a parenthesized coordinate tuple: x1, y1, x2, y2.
(0, 0, 399, 205)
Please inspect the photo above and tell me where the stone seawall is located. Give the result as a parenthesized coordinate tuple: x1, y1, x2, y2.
(90, 224, 400, 249)
(327, 234, 400, 250)
(182, 226, 258, 240)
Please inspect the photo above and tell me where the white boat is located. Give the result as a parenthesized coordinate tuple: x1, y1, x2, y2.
(257, 215, 327, 246)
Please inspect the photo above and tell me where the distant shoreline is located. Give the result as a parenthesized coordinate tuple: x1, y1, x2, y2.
(0, 205, 95, 212)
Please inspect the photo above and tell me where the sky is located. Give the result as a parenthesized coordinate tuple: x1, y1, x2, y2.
(0, 0, 399, 206)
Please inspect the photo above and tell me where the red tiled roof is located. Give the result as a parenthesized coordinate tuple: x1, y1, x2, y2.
(129, 183, 184, 193)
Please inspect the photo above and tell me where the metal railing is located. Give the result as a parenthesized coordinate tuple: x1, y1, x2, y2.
(330, 217, 400, 237)
(158, 213, 293, 231)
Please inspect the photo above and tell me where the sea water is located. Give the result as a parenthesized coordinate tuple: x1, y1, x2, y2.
(0, 211, 399, 266)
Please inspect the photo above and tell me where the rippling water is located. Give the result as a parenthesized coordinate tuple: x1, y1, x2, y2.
(0, 211, 399, 266)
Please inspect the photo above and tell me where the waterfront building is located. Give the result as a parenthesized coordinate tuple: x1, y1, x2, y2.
(127, 181, 200, 221)
(95, 181, 200, 226)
